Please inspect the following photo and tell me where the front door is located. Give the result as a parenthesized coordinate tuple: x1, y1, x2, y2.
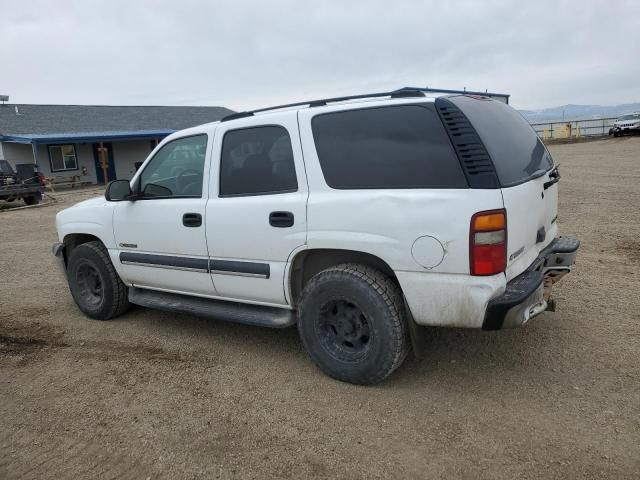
(113, 133, 217, 296)
(92, 142, 117, 183)
(205, 113, 307, 306)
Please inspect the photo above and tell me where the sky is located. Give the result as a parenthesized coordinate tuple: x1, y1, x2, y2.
(1, 0, 639, 111)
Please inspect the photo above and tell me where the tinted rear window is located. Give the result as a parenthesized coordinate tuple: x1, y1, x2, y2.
(448, 96, 552, 187)
(311, 105, 467, 189)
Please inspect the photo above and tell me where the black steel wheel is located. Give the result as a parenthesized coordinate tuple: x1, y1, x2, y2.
(67, 241, 130, 320)
(74, 260, 105, 308)
(298, 263, 409, 385)
(317, 298, 372, 362)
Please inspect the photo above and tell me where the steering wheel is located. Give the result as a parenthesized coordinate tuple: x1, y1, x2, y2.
(176, 169, 203, 195)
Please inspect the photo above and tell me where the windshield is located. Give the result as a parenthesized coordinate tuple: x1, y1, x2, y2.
(617, 113, 640, 121)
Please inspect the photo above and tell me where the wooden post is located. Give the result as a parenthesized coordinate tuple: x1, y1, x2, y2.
(98, 142, 109, 184)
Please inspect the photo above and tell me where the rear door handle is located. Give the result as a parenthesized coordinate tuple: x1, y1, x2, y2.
(183, 212, 202, 227)
(269, 211, 294, 228)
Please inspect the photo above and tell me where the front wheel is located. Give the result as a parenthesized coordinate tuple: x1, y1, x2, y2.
(67, 241, 130, 320)
(297, 263, 409, 385)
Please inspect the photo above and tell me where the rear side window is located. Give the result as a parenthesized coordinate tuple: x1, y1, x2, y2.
(447, 96, 553, 187)
(311, 105, 466, 189)
(220, 126, 298, 197)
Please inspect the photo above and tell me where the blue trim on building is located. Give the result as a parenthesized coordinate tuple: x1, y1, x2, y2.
(0, 129, 175, 145)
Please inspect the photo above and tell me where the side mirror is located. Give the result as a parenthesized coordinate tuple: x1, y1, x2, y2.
(105, 180, 133, 201)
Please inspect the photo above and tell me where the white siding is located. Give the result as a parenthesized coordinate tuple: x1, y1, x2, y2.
(2, 143, 34, 166)
(112, 141, 154, 180)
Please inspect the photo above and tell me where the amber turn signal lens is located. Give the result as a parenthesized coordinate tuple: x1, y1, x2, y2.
(473, 212, 505, 231)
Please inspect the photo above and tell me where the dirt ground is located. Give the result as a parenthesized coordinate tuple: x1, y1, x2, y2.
(1, 137, 639, 479)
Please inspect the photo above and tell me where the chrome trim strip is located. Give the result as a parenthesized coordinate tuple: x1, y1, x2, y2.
(121, 260, 209, 273)
(210, 269, 269, 279)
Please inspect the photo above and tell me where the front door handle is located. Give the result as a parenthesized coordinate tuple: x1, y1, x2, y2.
(269, 211, 294, 228)
(183, 212, 202, 227)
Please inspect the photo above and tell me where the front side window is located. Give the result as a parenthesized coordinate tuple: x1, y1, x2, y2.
(311, 105, 466, 189)
(48, 145, 78, 172)
(219, 126, 297, 197)
(139, 134, 208, 198)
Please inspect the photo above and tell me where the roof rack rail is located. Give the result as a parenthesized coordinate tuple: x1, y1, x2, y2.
(397, 86, 511, 103)
(220, 89, 425, 122)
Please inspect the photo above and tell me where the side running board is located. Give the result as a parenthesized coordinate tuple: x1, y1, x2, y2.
(128, 288, 296, 328)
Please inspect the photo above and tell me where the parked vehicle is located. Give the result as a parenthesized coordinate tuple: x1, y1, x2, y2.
(53, 90, 579, 384)
(609, 113, 640, 137)
(0, 160, 45, 205)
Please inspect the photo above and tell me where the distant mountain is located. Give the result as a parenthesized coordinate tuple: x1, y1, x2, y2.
(519, 103, 640, 123)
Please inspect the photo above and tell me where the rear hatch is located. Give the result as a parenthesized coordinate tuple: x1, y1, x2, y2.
(441, 95, 558, 281)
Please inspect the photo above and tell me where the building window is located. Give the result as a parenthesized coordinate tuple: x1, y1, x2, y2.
(48, 145, 78, 172)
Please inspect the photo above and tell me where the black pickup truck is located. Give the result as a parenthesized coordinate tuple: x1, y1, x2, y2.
(0, 160, 46, 205)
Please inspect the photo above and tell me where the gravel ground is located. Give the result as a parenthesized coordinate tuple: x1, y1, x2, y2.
(1, 137, 639, 479)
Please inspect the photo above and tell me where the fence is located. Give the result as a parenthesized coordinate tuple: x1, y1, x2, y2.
(530, 117, 617, 140)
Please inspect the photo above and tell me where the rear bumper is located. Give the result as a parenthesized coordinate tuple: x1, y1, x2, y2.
(483, 235, 580, 330)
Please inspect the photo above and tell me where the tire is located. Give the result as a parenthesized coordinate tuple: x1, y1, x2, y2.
(297, 263, 409, 385)
(67, 241, 130, 320)
(23, 195, 40, 205)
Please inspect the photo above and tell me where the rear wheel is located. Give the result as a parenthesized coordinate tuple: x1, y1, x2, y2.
(297, 263, 409, 385)
(23, 195, 40, 205)
(67, 241, 130, 320)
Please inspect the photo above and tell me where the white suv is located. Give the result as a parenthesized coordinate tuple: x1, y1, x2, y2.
(609, 112, 640, 137)
(53, 90, 579, 385)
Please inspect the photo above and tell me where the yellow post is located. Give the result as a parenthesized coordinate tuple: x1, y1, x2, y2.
(543, 128, 549, 141)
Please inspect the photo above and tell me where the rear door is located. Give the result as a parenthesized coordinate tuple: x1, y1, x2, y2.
(447, 95, 557, 280)
(205, 112, 307, 306)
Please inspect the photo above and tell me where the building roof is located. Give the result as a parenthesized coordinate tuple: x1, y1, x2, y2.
(1, 130, 178, 145)
(0, 104, 234, 142)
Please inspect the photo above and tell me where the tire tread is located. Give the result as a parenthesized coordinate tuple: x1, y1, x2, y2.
(70, 241, 130, 320)
(298, 263, 409, 384)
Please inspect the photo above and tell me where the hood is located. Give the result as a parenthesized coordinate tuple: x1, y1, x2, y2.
(56, 195, 109, 228)
(69, 196, 107, 209)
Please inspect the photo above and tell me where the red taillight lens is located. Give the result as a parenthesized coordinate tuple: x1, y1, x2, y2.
(470, 209, 506, 276)
(38, 173, 46, 185)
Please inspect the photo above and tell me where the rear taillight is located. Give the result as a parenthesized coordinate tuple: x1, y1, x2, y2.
(470, 209, 507, 276)
(38, 173, 46, 185)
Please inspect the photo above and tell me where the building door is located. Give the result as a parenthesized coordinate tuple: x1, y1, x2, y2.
(92, 142, 117, 183)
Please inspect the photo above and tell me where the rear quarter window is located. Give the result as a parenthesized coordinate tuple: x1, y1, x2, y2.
(447, 96, 553, 187)
(311, 105, 467, 189)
